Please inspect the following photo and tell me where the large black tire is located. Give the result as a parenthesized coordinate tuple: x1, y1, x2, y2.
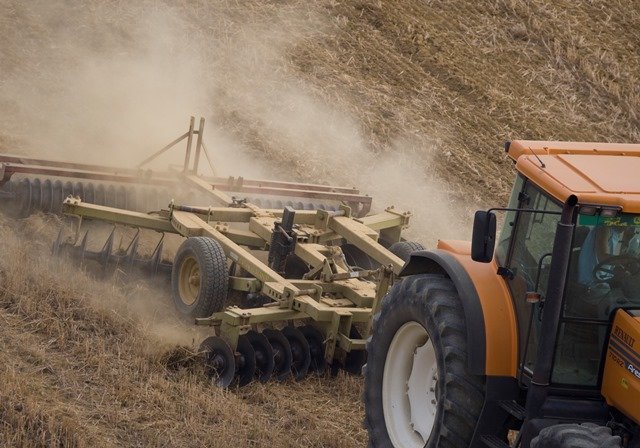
(531, 423, 622, 448)
(171, 237, 229, 318)
(364, 273, 484, 448)
(388, 240, 425, 263)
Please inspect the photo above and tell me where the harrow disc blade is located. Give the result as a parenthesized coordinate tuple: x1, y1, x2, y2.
(74, 182, 84, 201)
(31, 178, 42, 212)
(246, 330, 274, 383)
(199, 336, 236, 388)
(262, 329, 292, 382)
(282, 326, 311, 381)
(95, 183, 106, 206)
(299, 325, 327, 375)
(52, 180, 64, 214)
(63, 181, 73, 201)
(84, 182, 95, 205)
(15, 178, 32, 218)
(235, 334, 256, 387)
(42, 179, 53, 213)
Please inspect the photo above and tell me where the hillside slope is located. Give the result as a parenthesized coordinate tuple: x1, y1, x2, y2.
(290, 0, 640, 201)
(0, 1, 639, 447)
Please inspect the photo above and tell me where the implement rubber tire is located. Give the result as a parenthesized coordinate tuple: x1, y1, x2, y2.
(172, 237, 229, 318)
(364, 273, 484, 448)
(388, 241, 425, 263)
(531, 423, 622, 448)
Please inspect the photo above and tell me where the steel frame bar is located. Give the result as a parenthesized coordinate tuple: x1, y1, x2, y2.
(0, 154, 165, 176)
(205, 175, 363, 195)
(330, 215, 406, 273)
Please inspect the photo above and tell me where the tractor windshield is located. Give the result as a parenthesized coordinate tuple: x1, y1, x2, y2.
(554, 212, 640, 386)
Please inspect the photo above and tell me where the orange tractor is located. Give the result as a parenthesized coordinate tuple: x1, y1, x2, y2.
(364, 141, 640, 447)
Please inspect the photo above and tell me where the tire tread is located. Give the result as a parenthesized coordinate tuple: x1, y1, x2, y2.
(171, 236, 228, 318)
(364, 273, 485, 448)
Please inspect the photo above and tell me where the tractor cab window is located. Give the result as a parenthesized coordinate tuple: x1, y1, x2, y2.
(553, 213, 640, 386)
(495, 176, 561, 376)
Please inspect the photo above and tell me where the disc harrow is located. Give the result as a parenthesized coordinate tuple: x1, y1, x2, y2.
(57, 188, 415, 386)
(2, 116, 416, 386)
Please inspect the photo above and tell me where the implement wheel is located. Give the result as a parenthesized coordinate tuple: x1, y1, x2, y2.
(172, 237, 229, 318)
(388, 241, 425, 263)
(364, 274, 485, 448)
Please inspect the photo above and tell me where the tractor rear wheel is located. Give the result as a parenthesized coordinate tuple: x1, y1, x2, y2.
(172, 237, 229, 318)
(364, 273, 484, 448)
(531, 423, 622, 448)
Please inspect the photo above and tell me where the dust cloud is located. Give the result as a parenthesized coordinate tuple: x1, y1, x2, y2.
(0, 1, 471, 242)
(0, 1, 212, 168)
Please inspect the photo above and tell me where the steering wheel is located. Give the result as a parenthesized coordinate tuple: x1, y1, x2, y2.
(592, 255, 640, 284)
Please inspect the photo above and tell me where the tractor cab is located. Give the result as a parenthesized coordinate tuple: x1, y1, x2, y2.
(365, 140, 640, 448)
(489, 172, 640, 387)
(472, 140, 640, 445)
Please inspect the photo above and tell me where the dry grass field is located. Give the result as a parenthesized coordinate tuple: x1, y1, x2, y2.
(0, 1, 639, 447)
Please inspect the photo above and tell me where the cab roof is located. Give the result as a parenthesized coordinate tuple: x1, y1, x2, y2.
(507, 140, 640, 213)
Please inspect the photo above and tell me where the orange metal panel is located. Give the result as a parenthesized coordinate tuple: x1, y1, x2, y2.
(437, 240, 519, 377)
(507, 140, 640, 159)
(602, 309, 640, 424)
(557, 155, 640, 194)
(508, 140, 640, 213)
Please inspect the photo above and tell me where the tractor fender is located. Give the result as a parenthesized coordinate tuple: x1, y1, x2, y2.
(399, 241, 519, 377)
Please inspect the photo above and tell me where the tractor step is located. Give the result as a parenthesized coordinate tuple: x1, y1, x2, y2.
(480, 434, 511, 448)
(498, 400, 526, 421)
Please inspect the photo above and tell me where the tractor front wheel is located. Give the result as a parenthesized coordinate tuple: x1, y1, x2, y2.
(364, 273, 484, 448)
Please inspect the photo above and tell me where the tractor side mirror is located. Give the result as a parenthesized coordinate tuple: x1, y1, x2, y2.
(471, 210, 497, 263)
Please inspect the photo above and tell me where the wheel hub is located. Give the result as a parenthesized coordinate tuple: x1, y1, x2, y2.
(178, 256, 201, 305)
(407, 338, 438, 442)
(382, 321, 438, 448)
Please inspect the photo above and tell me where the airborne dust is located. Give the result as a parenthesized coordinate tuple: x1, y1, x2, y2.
(0, 0, 471, 346)
(0, 0, 471, 244)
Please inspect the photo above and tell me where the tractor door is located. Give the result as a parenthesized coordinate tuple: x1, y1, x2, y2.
(495, 175, 561, 378)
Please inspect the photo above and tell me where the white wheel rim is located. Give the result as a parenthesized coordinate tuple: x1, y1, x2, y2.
(382, 321, 438, 448)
